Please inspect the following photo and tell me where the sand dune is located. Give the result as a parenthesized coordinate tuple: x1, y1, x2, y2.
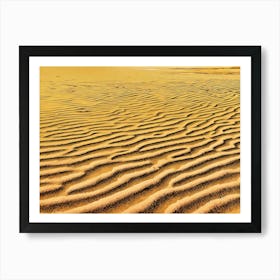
(40, 67, 240, 213)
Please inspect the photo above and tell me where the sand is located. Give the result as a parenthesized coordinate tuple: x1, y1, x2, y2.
(40, 66, 240, 214)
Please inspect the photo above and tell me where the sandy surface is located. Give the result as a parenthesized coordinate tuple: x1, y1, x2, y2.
(40, 67, 240, 213)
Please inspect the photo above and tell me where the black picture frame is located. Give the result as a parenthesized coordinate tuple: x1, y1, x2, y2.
(19, 46, 261, 233)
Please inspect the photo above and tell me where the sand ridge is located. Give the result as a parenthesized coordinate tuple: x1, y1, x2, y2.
(40, 67, 240, 214)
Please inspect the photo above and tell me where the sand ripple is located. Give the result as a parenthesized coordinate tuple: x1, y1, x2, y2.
(40, 67, 240, 213)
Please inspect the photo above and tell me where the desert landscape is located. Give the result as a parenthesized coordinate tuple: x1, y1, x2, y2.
(40, 66, 240, 214)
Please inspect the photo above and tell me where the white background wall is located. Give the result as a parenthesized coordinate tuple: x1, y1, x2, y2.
(0, 0, 279, 279)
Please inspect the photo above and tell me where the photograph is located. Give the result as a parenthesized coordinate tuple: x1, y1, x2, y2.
(40, 66, 241, 214)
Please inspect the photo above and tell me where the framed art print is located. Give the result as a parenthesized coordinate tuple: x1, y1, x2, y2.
(19, 46, 261, 233)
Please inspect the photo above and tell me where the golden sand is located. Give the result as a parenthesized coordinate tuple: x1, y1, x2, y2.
(40, 67, 240, 214)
